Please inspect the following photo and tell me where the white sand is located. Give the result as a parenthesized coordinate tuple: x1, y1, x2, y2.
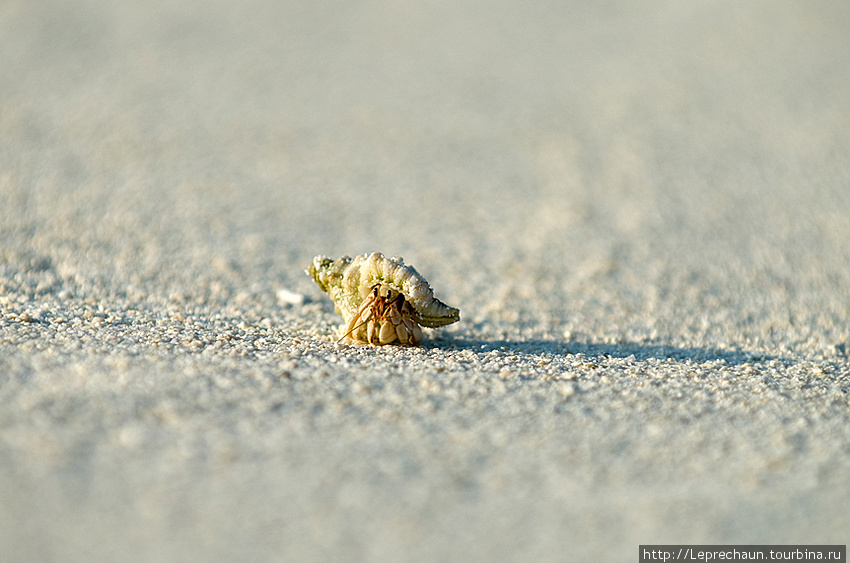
(1, 1, 849, 561)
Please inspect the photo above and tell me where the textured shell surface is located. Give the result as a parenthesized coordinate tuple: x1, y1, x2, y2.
(307, 252, 460, 345)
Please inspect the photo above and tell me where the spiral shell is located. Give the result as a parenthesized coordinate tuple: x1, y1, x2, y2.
(307, 252, 460, 345)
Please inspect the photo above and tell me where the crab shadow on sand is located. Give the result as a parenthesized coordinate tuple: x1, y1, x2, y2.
(427, 336, 778, 367)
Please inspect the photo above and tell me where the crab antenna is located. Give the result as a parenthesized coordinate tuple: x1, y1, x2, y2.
(337, 318, 370, 343)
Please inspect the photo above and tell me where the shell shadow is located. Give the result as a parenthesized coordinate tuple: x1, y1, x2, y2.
(427, 336, 776, 366)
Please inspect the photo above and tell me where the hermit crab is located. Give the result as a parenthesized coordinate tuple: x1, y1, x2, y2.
(307, 252, 460, 345)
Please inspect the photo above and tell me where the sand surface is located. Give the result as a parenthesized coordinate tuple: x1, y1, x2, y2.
(2, 1, 849, 561)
